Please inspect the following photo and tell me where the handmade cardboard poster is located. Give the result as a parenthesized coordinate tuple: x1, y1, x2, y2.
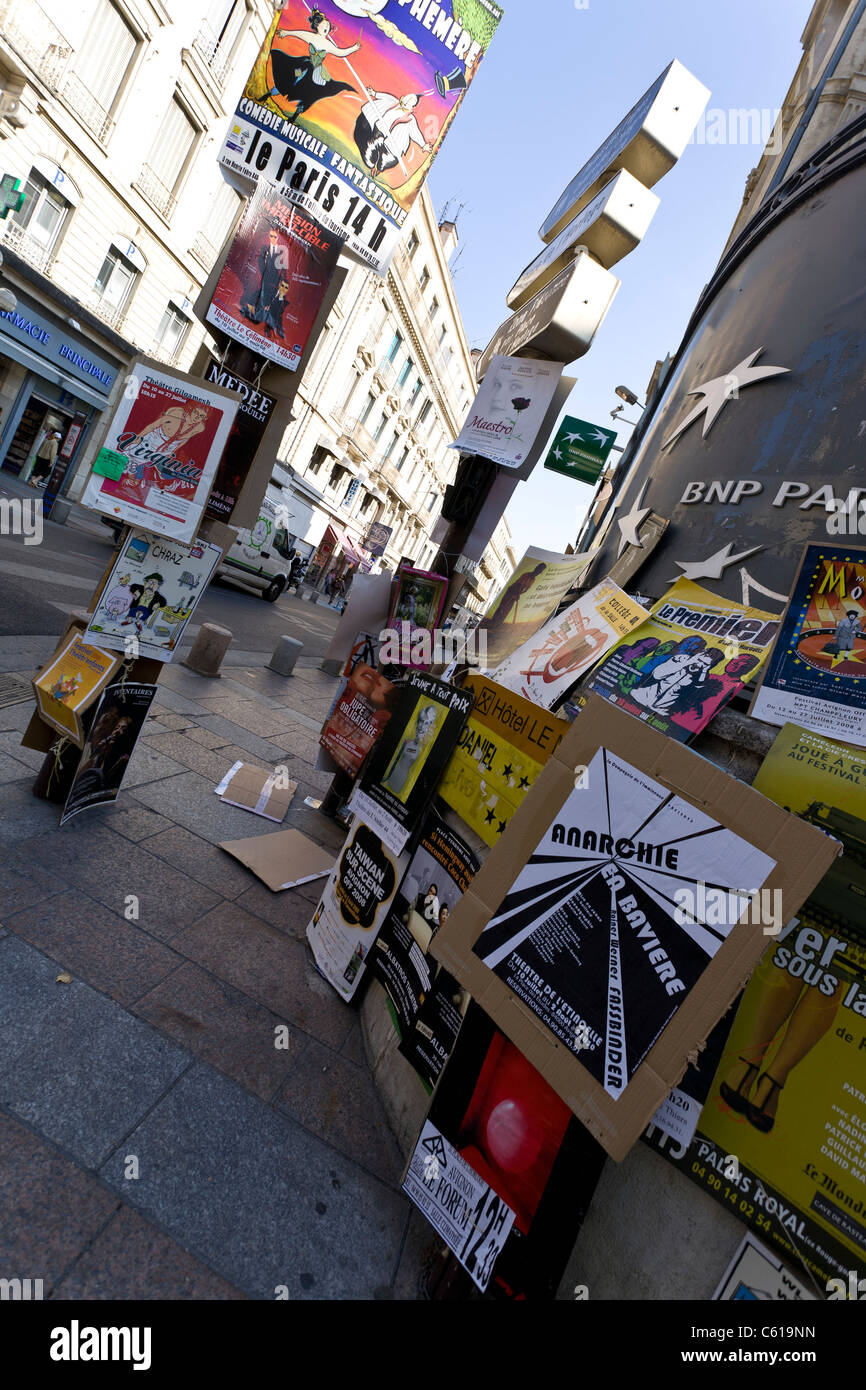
(492, 579, 649, 709)
(586, 577, 779, 743)
(476, 545, 592, 669)
(81, 360, 238, 542)
(451, 356, 564, 470)
(84, 530, 221, 661)
(33, 628, 123, 744)
(319, 660, 398, 774)
(206, 183, 341, 371)
(751, 544, 866, 748)
(438, 675, 569, 847)
(60, 683, 157, 824)
(218, 0, 503, 276)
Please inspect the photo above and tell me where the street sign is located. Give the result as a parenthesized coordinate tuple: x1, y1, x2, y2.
(543, 416, 617, 484)
(364, 521, 393, 557)
(539, 60, 710, 244)
(508, 171, 659, 310)
(476, 255, 620, 381)
(0, 173, 25, 220)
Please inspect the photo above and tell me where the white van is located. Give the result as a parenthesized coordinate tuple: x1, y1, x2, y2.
(219, 489, 296, 602)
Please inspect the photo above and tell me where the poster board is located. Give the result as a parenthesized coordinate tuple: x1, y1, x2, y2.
(33, 626, 123, 745)
(203, 361, 277, 523)
(451, 356, 564, 470)
(60, 682, 158, 824)
(476, 545, 592, 670)
(320, 661, 398, 775)
(430, 696, 841, 1161)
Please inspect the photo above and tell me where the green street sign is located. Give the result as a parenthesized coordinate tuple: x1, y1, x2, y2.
(543, 415, 617, 484)
(0, 173, 25, 220)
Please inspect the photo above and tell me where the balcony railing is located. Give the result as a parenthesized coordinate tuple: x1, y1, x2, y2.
(379, 459, 415, 508)
(133, 164, 177, 221)
(89, 296, 128, 335)
(375, 357, 398, 390)
(335, 412, 378, 462)
(0, 0, 114, 142)
(190, 230, 218, 271)
(1, 219, 54, 275)
(192, 19, 233, 87)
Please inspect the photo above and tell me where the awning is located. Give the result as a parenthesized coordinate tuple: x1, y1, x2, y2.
(337, 531, 373, 570)
(0, 327, 110, 410)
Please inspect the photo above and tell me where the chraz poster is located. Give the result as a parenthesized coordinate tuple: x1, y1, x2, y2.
(492, 579, 649, 709)
(403, 1003, 606, 1297)
(60, 683, 158, 825)
(439, 674, 569, 847)
(33, 628, 123, 744)
(306, 820, 408, 1000)
(319, 659, 398, 774)
(476, 545, 592, 669)
(206, 182, 342, 371)
(751, 544, 866, 749)
(450, 356, 564, 470)
(586, 577, 779, 743)
(349, 670, 474, 854)
(471, 745, 777, 1098)
(84, 530, 221, 662)
(81, 360, 238, 543)
(218, 0, 503, 276)
(373, 811, 479, 1087)
(203, 360, 277, 522)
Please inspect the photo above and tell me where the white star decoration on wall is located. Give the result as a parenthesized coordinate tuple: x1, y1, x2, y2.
(672, 542, 764, 583)
(662, 348, 790, 450)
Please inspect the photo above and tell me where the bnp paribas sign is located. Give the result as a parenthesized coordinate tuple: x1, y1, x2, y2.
(543, 416, 617, 484)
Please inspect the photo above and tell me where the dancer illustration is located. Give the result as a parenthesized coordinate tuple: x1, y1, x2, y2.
(353, 90, 431, 175)
(266, 10, 360, 119)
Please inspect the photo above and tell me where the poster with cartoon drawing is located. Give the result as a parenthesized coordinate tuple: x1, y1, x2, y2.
(84, 530, 222, 662)
(218, 0, 503, 276)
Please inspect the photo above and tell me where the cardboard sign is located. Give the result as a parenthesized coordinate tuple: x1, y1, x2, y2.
(431, 696, 842, 1161)
(220, 827, 335, 891)
(451, 356, 564, 471)
(60, 682, 158, 824)
(33, 626, 123, 745)
(214, 760, 297, 822)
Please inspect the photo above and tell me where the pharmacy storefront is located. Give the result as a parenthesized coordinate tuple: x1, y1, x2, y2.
(0, 289, 121, 494)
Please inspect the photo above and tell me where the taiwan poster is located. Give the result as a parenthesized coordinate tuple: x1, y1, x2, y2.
(450, 356, 564, 470)
(403, 1003, 606, 1297)
(206, 183, 342, 371)
(751, 544, 866, 748)
(84, 530, 221, 662)
(33, 628, 123, 745)
(319, 659, 398, 774)
(586, 577, 779, 743)
(80, 359, 239, 543)
(492, 579, 649, 709)
(349, 671, 473, 854)
(373, 811, 479, 1087)
(439, 675, 569, 847)
(203, 360, 277, 522)
(218, 0, 503, 277)
(475, 545, 592, 669)
(306, 821, 408, 1001)
(60, 683, 158, 825)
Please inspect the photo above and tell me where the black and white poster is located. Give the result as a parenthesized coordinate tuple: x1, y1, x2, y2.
(61, 682, 158, 825)
(473, 746, 776, 1099)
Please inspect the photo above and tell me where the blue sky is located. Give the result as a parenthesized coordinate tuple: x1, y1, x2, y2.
(427, 0, 815, 559)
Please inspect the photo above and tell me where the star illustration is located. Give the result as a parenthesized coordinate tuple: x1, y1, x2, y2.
(519, 775, 530, 790)
(617, 506, 651, 556)
(588, 428, 611, 446)
(662, 348, 790, 450)
(497, 820, 507, 835)
(553, 447, 563, 461)
(563, 431, 584, 445)
(502, 762, 513, 779)
(673, 543, 764, 582)
(484, 808, 496, 824)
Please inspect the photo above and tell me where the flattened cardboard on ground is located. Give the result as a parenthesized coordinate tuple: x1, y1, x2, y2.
(430, 695, 841, 1162)
(215, 760, 296, 822)
(219, 827, 335, 891)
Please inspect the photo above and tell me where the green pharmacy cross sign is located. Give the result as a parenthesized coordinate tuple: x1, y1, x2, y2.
(0, 174, 25, 220)
(543, 415, 617, 484)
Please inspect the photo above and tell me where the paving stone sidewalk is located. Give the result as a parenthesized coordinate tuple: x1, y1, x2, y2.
(0, 644, 438, 1300)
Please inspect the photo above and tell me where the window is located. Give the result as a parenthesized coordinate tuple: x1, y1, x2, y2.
(195, 0, 247, 81)
(341, 369, 360, 411)
(406, 230, 419, 258)
(395, 445, 410, 472)
(416, 399, 431, 428)
(427, 492, 438, 512)
(418, 265, 430, 292)
(71, 0, 137, 123)
(328, 464, 347, 489)
(438, 325, 448, 347)
(154, 304, 191, 361)
(94, 248, 138, 313)
(398, 357, 414, 389)
(429, 296, 440, 321)
(373, 412, 388, 442)
(13, 173, 70, 253)
(381, 430, 397, 460)
(360, 392, 376, 425)
(409, 377, 423, 408)
(139, 97, 199, 217)
(308, 445, 330, 474)
(385, 331, 403, 363)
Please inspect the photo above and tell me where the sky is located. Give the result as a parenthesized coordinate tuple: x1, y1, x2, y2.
(425, 0, 816, 560)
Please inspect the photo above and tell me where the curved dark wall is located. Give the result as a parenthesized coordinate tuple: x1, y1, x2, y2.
(587, 144, 866, 604)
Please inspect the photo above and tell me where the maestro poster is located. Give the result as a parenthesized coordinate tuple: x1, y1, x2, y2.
(451, 356, 564, 470)
(586, 577, 779, 743)
(80, 360, 238, 543)
(218, 0, 503, 276)
(206, 183, 342, 371)
(476, 545, 592, 670)
(751, 544, 866, 748)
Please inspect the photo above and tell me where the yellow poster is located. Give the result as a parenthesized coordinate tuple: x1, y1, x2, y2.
(476, 546, 592, 669)
(33, 629, 123, 744)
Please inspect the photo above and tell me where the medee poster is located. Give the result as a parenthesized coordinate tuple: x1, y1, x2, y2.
(751, 544, 866, 748)
(218, 0, 503, 276)
(204, 360, 276, 522)
(206, 183, 342, 371)
(81, 360, 238, 543)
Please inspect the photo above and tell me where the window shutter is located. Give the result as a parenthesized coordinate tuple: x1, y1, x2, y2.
(147, 99, 197, 188)
(74, 0, 136, 111)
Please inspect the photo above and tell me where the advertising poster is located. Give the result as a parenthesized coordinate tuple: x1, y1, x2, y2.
(60, 683, 158, 825)
(714, 1235, 815, 1301)
(364, 521, 393, 557)
(349, 671, 474, 854)
(586, 577, 779, 743)
(319, 659, 398, 774)
(218, 0, 503, 276)
(439, 674, 570, 847)
(751, 544, 866, 748)
(33, 628, 123, 744)
(81, 360, 238, 543)
(203, 360, 276, 522)
(492, 579, 649, 709)
(382, 564, 448, 670)
(403, 1003, 606, 1297)
(206, 182, 342, 371)
(450, 356, 564, 470)
(476, 545, 592, 669)
(306, 820, 409, 1001)
(84, 530, 221, 662)
(373, 811, 479, 1087)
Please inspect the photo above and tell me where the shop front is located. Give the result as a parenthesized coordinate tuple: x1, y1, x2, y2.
(0, 288, 122, 499)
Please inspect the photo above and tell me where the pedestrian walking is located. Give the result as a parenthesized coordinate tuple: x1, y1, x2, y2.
(29, 428, 62, 487)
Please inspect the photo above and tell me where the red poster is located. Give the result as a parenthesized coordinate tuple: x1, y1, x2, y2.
(320, 660, 397, 775)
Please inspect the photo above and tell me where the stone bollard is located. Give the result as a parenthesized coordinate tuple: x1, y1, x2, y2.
(49, 498, 71, 525)
(268, 634, 302, 676)
(183, 622, 232, 677)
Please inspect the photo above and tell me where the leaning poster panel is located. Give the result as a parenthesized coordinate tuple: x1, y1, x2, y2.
(218, 0, 503, 276)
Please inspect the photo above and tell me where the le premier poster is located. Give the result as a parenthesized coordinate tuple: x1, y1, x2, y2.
(751, 544, 866, 749)
(80, 361, 238, 543)
(206, 183, 342, 371)
(218, 0, 503, 276)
